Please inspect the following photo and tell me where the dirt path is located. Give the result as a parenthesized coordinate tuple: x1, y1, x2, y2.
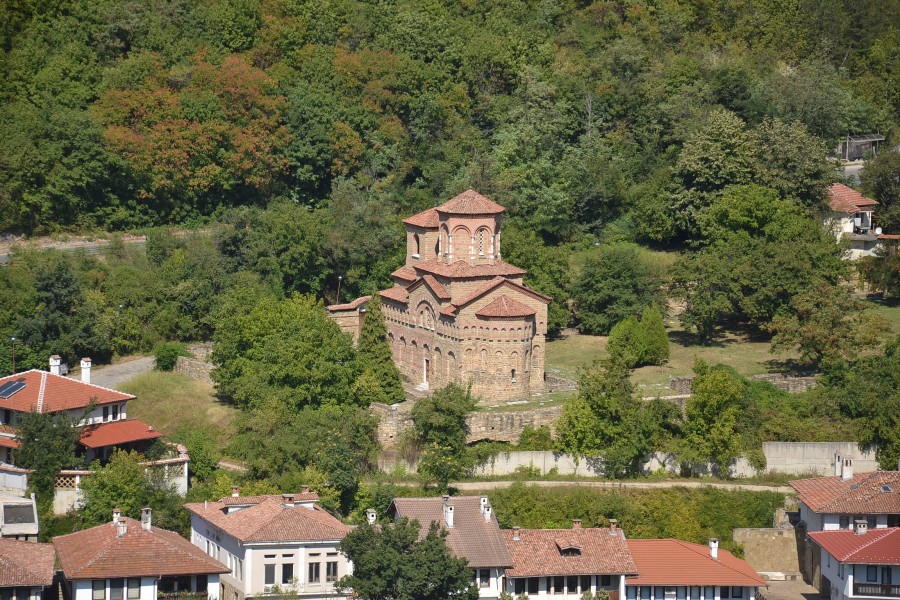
(91, 356, 156, 389)
(448, 480, 794, 494)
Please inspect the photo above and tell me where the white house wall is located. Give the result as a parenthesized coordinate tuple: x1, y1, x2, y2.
(505, 574, 626, 600)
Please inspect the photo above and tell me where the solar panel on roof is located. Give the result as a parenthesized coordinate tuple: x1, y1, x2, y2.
(0, 378, 26, 399)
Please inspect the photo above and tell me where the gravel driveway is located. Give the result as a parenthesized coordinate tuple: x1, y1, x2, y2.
(91, 356, 156, 389)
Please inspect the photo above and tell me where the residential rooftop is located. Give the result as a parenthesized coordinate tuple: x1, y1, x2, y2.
(625, 539, 767, 587)
(789, 471, 900, 514)
(809, 527, 900, 565)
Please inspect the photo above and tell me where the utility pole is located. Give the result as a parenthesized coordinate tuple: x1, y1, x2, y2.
(336, 276, 343, 304)
(10, 337, 16, 374)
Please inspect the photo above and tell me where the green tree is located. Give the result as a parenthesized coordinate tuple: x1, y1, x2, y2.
(861, 150, 900, 233)
(859, 248, 900, 298)
(606, 316, 646, 369)
(355, 294, 404, 405)
(15, 409, 84, 517)
(769, 281, 888, 368)
(411, 384, 476, 490)
(640, 305, 670, 365)
(572, 243, 664, 335)
(337, 518, 478, 600)
(681, 361, 745, 475)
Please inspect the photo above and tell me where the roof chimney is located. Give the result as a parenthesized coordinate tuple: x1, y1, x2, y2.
(443, 498, 454, 529)
(484, 505, 493, 523)
(480, 496, 488, 514)
(141, 507, 152, 532)
(231, 486, 240, 497)
(835, 452, 843, 477)
(116, 521, 127, 537)
(709, 538, 719, 560)
(573, 519, 582, 529)
(512, 526, 520, 541)
(301, 485, 310, 494)
(854, 519, 868, 536)
(49, 355, 61, 376)
(366, 509, 377, 525)
(112, 507, 121, 524)
(609, 519, 617, 535)
(842, 457, 854, 481)
(282, 493, 296, 507)
(80, 358, 92, 384)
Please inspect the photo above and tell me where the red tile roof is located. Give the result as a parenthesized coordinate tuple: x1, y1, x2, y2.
(0, 370, 133, 414)
(436, 190, 506, 215)
(503, 527, 637, 577)
(476, 295, 537, 319)
(388, 496, 513, 568)
(391, 266, 418, 282)
(625, 539, 766, 587)
(184, 495, 350, 543)
(789, 471, 900, 514)
(828, 183, 878, 214)
(326, 295, 371, 312)
(79, 419, 162, 449)
(0, 424, 18, 435)
(403, 208, 440, 229)
(408, 275, 452, 300)
(414, 259, 526, 280)
(0, 436, 20, 449)
(379, 286, 410, 304)
(221, 492, 319, 506)
(54, 517, 229, 579)
(809, 528, 900, 564)
(451, 276, 551, 310)
(0, 539, 55, 587)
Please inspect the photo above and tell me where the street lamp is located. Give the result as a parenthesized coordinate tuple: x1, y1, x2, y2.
(10, 337, 16, 374)
(336, 276, 343, 304)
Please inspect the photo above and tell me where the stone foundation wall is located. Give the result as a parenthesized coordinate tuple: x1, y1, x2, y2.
(174, 356, 214, 384)
(733, 528, 801, 573)
(669, 373, 818, 395)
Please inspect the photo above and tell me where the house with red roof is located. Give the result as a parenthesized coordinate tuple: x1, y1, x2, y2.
(789, 456, 900, 532)
(54, 508, 229, 600)
(501, 520, 638, 598)
(327, 190, 551, 403)
(624, 539, 766, 600)
(825, 183, 897, 259)
(0, 538, 56, 600)
(185, 488, 352, 600)
(809, 524, 900, 600)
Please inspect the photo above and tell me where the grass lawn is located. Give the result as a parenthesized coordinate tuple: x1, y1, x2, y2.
(119, 371, 238, 448)
(547, 298, 900, 397)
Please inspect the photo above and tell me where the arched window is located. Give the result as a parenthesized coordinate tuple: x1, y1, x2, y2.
(413, 234, 421, 257)
(478, 229, 485, 255)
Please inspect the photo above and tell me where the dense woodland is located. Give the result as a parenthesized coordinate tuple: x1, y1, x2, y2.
(2, 0, 900, 538)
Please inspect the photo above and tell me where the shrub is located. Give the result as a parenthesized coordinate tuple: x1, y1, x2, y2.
(607, 306, 670, 369)
(640, 305, 670, 365)
(517, 425, 553, 450)
(153, 342, 189, 371)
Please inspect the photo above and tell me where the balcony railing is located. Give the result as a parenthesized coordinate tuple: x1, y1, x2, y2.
(854, 583, 900, 597)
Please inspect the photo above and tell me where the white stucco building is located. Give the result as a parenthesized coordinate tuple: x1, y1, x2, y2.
(810, 524, 900, 600)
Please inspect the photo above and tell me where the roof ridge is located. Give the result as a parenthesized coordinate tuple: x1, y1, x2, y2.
(44, 370, 136, 398)
(36, 372, 47, 413)
(671, 539, 756, 579)
(833, 527, 899, 560)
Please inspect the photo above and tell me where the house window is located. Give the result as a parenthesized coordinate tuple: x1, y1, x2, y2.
(282, 564, 294, 585)
(839, 565, 845, 580)
(109, 579, 124, 600)
(602, 575, 612, 588)
(309, 563, 320, 584)
(642, 587, 652, 600)
(126, 579, 140, 600)
(867, 516, 877, 528)
(568, 577, 579, 593)
(627, 588, 637, 600)
(721, 587, 730, 599)
(92, 580, 106, 600)
(732, 588, 743, 598)
(112, 405, 119, 420)
(690, 587, 700, 600)
(102, 407, 109, 422)
(581, 576, 592, 592)
(551, 576, 564, 593)
(677, 588, 687, 600)
(840, 516, 850, 529)
(656, 587, 665, 599)
(264, 564, 275, 587)
(528, 578, 540, 594)
(326, 562, 338, 583)
(480, 570, 491, 588)
(868, 566, 878, 582)
(515, 579, 527, 594)
(705, 586, 714, 599)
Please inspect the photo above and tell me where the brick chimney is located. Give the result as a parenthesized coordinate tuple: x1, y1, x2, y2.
(480, 497, 488, 514)
(141, 507, 152, 532)
(49, 355, 61, 376)
(484, 505, 493, 523)
(834, 452, 843, 477)
(442, 497, 454, 529)
(854, 519, 868, 536)
(117, 520, 127, 537)
(609, 519, 617, 535)
(112, 507, 121, 524)
(512, 526, 520, 541)
(366, 509, 377, 525)
(301, 485, 310, 494)
(842, 457, 854, 481)
(282, 493, 296, 507)
(231, 486, 240, 497)
(709, 538, 719, 560)
(572, 519, 582, 529)
(80, 358, 92, 384)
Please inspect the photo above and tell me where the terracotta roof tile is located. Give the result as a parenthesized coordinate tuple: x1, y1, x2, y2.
(414, 259, 526, 280)
(0, 436, 20, 449)
(503, 527, 637, 577)
(0, 424, 18, 435)
(54, 517, 229, 579)
(408, 275, 451, 300)
(828, 183, 878, 214)
(809, 527, 900, 564)
(326, 295, 371, 312)
(0, 539, 55, 586)
(625, 539, 766, 586)
(379, 286, 410, 304)
(391, 266, 418, 282)
(403, 208, 440, 229)
(436, 190, 506, 215)
(0, 370, 133, 414)
(388, 497, 512, 568)
(184, 495, 350, 543)
(789, 472, 900, 514)
(476, 295, 537, 319)
(221, 492, 319, 506)
(450, 277, 550, 310)
(78, 419, 162, 449)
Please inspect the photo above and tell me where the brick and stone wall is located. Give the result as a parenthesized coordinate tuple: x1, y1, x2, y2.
(669, 373, 818, 395)
(174, 356, 213, 384)
(733, 527, 801, 574)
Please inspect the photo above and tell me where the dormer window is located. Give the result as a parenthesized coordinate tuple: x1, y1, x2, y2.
(555, 538, 582, 556)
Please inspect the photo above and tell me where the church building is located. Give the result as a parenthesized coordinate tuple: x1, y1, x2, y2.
(327, 190, 550, 403)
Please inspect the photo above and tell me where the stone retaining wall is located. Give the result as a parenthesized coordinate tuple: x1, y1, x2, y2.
(669, 373, 818, 395)
(174, 356, 214, 384)
(733, 527, 801, 573)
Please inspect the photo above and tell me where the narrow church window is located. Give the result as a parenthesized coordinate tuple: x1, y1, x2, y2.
(478, 230, 485, 255)
(511, 369, 517, 382)
(413, 234, 420, 257)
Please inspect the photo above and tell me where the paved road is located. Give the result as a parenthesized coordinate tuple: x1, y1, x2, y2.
(448, 480, 794, 494)
(91, 356, 155, 389)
